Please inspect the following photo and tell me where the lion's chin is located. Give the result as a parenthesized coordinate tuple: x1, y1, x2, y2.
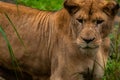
(79, 47, 99, 56)
(78, 44, 99, 56)
(80, 46, 99, 49)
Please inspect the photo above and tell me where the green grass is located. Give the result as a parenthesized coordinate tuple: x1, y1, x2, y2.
(103, 24, 120, 80)
(17, 0, 63, 10)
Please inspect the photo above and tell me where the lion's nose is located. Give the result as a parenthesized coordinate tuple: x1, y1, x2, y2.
(82, 37, 95, 43)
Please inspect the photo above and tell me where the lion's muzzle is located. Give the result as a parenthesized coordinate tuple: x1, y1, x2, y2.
(76, 27, 101, 49)
(80, 36, 97, 49)
(81, 37, 95, 44)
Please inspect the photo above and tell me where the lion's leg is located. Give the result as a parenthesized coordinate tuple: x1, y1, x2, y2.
(50, 53, 84, 80)
(33, 76, 49, 80)
(50, 58, 67, 80)
(50, 68, 84, 80)
(50, 65, 66, 80)
(93, 38, 110, 80)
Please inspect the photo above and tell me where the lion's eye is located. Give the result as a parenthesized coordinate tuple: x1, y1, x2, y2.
(96, 20, 104, 25)
(77, 19, 84, 24)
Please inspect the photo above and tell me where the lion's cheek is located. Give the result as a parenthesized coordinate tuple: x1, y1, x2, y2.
(100, 24, 113, 38)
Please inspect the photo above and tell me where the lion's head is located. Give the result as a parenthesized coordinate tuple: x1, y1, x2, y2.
(61, 0, 119, 54)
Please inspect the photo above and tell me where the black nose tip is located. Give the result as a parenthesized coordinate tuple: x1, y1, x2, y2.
(82, 37, 95, 43)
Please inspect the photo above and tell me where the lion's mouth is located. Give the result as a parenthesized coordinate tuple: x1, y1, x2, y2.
(78, 44, 99, 49)
(82, 46, 99, 49)
(76, 39, 101, 50)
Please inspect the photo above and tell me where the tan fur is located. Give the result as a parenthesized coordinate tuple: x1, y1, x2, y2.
(0, 0, 119, 80)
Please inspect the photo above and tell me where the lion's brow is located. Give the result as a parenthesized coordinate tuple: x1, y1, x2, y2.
(89, 1, 93, 15)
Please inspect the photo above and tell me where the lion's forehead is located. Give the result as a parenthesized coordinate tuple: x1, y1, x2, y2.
(73, 0, 108, 5)
(76, 9, 107, 20)
(74, 0, 109, 20)
(72, 0, 110, 10)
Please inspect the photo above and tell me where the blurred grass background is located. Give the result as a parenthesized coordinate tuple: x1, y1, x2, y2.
(17, 0, 63, 10)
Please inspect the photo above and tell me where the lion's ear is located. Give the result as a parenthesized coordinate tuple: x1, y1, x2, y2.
(103, 1, 119, 17)
(64, 0, 79, 15)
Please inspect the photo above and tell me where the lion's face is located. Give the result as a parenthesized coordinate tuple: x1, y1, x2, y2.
(64, 0, 119, 52)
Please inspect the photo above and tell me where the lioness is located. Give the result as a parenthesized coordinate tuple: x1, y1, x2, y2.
(0, 0, 119, 80)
